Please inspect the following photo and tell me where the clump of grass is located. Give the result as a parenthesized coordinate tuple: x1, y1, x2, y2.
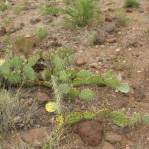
(36, 27, 48, 41)
(115, 9, 129, 26)
(0, 1, 9, 12)
(64, 0, 100, 27)
(124, 0, 140, 8)
(41, 5, 61, 16)
(0, 89, 37, 134)
(79, 88, 95, 102)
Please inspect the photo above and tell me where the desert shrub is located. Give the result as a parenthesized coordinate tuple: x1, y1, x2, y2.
(64, 0, 100, 27)
(125, 0, 140, 8)
(36, 27, 48, 41)
(79, 88, 95, 102)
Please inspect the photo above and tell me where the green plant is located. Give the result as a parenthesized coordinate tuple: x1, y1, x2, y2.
(128, 112, 142, 128)
(79, 88, 95, 102)
(0, 1, 9, 12)
(36, 27, 48, 41)
(14, 5, 25, 14)
(83, 111, 96, 120)
(111, 110, 128, 127)
(41, 5, 61, 16)
(0, 54, 39, 85)
(64, 0, 99, 27)
(125, 0, 140, 8)
(66, 112, 83, 124)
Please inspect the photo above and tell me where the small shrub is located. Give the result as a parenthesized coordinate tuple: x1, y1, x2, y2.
(0, 2, 8, 12)
(65, 0, 99, 27)
(41, 5, 61, 16)
(79, 88, 95, 102)
(36, 27, 48, 41)
(125, 0, 140, 8)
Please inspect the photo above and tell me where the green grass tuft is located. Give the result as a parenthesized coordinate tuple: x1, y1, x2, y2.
(125, 0, 140, 8)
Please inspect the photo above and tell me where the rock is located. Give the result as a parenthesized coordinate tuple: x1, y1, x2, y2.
(75, 57, 87, 66)
(93, 30, 106, 45)
(105, 15, 113, 22)
(134, 86, 145, 101)
(126, 9, 133, 13)
(102, 142, 115, 149)
(104, 22, 116, 33)
(20, 127, 50, 147)
(139, 9, 144, 13)
(0, 27, 6, 36)
(107, 37, 117, 43)
(30, 17, 41, 25)
(105, 132, 122, 144)
(37, 91, 50, 104)
(73, 120, 103, 146)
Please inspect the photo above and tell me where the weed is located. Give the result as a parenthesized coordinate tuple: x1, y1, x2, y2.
(41, 5, 61, 16)
(36, 27, 48, 41)
(14, 5, 25, 15)
(0, 1, 8, 12)
(79, 88, 95, 102)
(115, 9, 129, 26)
(43, 126, 64, 149)
(125, 0, 140, 8)
(64, 0, 100, 27)
(0, 89, 37, 133)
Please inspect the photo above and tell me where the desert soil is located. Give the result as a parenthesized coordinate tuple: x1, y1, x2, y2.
(0, 0, 149, 149)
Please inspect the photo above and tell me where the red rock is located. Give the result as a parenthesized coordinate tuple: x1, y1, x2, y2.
(73, 120, 103, 146)
(37, 91, 50, 104)
(20, 127, 50, 147)
(105, 16, 113, 22)
(0, 27, 6, 36)
(75, 57, 87, 66)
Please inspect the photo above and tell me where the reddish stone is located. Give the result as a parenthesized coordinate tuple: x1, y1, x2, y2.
(73, 120, 103, 146)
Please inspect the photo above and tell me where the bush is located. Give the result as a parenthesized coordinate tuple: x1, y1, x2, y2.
(125, 0, 140, 8)
(65, 0, 99, 27)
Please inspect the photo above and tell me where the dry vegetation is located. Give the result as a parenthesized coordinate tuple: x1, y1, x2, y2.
(0, 0, 149, 149)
